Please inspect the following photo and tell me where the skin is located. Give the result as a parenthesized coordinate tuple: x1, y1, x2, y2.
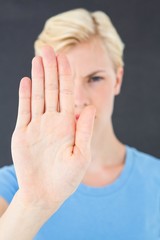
(65, 37, 126, 186)
(0, 37, 126, 239)
(11, 47, 96, 209)
(0, 45, 97, 239)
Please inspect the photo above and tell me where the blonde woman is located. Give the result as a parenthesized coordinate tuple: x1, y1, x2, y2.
(0, 8, 159, 239)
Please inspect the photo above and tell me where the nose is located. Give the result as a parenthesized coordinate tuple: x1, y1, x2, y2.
(74, 83, 90, 110)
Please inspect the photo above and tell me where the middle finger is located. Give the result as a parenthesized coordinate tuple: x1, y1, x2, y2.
(41, 45, 59, 113)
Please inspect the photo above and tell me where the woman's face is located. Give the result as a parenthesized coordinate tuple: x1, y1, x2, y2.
(65, 37, 123, 133)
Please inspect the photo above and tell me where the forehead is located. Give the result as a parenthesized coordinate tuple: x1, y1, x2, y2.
(65, 37, 114, 76)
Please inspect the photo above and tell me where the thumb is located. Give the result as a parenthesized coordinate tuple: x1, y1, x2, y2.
(75, 105, 96, 158)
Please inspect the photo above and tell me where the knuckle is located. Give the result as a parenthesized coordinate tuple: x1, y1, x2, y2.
(46, 106, 54, 113)
(32, 112, 40, 117)
(46, 83, 58, 91)
(20, 96, 30, 100)
(33, 93, 43, 100)
(19, 110, 30, 115)
(60, 88, 73, 95)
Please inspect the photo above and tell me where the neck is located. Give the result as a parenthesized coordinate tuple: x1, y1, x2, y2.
(89, 120, 126, 171)
(82, 120, 126, 187)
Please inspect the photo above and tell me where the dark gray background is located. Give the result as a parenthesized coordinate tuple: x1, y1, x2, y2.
(0, 0, 160, 168)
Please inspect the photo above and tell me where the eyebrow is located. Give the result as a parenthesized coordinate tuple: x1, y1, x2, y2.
(83, 70, 107, 78)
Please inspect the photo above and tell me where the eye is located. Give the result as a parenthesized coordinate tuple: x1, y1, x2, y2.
(89, 76, 104, 82)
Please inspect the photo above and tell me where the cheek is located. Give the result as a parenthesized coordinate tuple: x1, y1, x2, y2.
(96, 86, 114, 107)
(93, 87, 115, 118)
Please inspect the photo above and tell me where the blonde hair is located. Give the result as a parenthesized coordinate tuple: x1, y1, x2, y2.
(34, 8, 125, 70)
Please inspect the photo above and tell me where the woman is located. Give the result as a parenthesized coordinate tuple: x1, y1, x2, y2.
(0, 8, 160, 239)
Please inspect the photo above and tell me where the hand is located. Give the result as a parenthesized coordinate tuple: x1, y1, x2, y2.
(11, 46, 96, 214)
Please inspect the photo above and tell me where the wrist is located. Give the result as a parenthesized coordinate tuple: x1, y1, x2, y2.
(15, 190, 62, 219)
(0, 191, 61, 240)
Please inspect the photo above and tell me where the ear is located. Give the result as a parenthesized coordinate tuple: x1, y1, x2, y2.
(114, 67, 124, 96)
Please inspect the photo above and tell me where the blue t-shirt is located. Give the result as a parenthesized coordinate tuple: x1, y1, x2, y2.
(0, 145, 160, 239)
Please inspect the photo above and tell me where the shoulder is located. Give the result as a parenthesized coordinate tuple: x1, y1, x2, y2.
(0, 164, 16, 172)
(0, 164, 17, 181)
(126, 145, 160, 181)
(0, 165, 18, 203)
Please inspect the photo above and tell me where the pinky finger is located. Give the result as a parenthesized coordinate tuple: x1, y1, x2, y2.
(15, 77, 31, 129)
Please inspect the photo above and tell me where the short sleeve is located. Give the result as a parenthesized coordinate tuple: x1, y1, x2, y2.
(0, 165, 19, 204)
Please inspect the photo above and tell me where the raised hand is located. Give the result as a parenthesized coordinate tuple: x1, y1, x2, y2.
(11, 46, 96, 214)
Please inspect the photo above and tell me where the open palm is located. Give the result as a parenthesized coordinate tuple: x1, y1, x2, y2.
(11, 46, 96, 211)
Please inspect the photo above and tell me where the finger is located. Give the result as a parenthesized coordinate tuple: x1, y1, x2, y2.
(41, 46, 59, 113)
(31, 56, 45, 119)
(74, 106, 96, 158)
(15, 77, 31, 129)
(57, 54, 74, 114)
